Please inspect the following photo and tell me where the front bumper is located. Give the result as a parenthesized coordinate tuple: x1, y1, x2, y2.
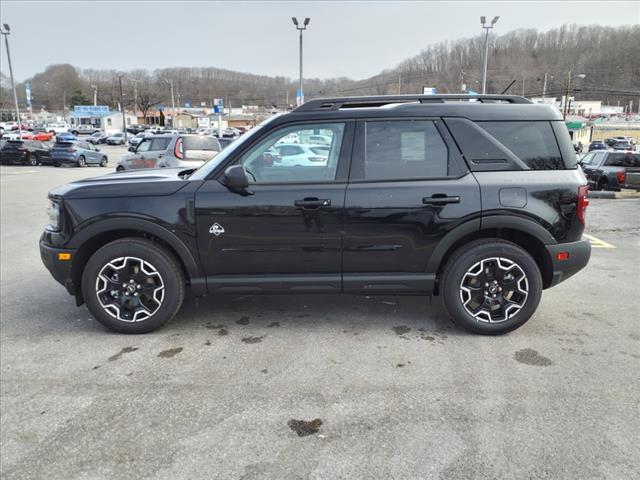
(546, 238, 591, 287)
(40, 239, 76, 295)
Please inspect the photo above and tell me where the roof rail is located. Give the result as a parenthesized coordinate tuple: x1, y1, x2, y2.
(295, 94, 531, 112)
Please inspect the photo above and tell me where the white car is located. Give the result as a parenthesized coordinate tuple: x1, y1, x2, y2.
(306, 134, 332, 145)
(47, 123, 71, 134)
(276, 133, 299, 144)
(272, 143, 329, 166)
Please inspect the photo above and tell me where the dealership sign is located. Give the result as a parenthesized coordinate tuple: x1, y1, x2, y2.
(73, 105, 110, 115)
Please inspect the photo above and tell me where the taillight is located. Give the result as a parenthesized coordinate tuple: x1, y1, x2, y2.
(577, 185, 589, 226)
(174, 138, 184, 159)
(308, 156, 325, 163)
(615, 171, 626, 184)
(67, 148, 76, 153)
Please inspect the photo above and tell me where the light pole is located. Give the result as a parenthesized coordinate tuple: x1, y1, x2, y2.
(291, 17, 310, 106)
(91, 84, 98, 106)
(131, 78, 139, 122)
(118, 75, 127, 142)
(165, 79, 176, 127)
(542, 72, 553, 98)
(563, 70, 586, 120)
(1, 23, 22, 138)
(480, 15, 499, 95)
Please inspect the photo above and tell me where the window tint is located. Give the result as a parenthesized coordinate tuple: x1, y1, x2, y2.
(580, 153, 594, 165)
(362, 120, 451, 181)
(78, 142, 89, 149)
(479, 121, 563, 170)
(183, 136, 220, 152)
(237, 123, 345, 184)
(150, 137, 171, 151)
(605, 153, 639, 167)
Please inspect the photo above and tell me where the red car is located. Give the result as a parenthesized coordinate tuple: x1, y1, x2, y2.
(21, 131, 54, 142)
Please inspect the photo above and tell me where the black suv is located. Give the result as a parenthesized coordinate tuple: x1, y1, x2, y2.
(40, 95, 591, 335)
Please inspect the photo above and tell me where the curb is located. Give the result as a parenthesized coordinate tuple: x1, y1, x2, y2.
(588, 190, 640, 199)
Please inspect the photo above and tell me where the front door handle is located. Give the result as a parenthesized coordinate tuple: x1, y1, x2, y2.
(295, 197, 331, 208)
(422, 194, 461, 205)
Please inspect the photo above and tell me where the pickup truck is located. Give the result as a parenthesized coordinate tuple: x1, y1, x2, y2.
(580, 150, 640, 191)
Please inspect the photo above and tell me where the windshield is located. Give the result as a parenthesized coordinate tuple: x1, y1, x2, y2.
(189, 114, 283, 180)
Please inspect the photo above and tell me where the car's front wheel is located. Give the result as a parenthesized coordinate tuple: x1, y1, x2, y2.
(82, 238, 185, 333)
(77, 156, 86, 167)
(440, 239, 542, 335)
(100, 157, 108, 167)
(27, 153, 38, 166)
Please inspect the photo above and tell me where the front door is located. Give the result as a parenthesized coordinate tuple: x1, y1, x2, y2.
(195, 121, 353, 293)
(342, 119, 480, 293)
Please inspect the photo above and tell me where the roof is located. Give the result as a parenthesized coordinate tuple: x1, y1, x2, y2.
(287, 94, 562, 122)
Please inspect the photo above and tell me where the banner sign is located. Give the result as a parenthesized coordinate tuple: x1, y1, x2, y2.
(73, 105, 109, 115)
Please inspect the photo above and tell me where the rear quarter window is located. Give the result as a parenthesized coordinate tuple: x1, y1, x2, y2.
(478, 121, 564, 170)
(183, 136, 220, 152)
(605, 153, 639, 167)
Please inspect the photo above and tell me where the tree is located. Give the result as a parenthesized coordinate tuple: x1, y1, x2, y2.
(70, 88, 90, 106)
(136, 88, 161, 123)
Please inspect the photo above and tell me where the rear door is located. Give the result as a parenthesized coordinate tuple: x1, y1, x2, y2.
(342, 118, 480, 293)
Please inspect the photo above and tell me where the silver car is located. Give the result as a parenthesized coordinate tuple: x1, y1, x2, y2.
(116, 134, 221, 171)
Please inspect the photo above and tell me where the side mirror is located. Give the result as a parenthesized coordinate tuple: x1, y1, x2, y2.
(222, 165, 252, 193)
(128, 146, 135, 152)
(95, 148, 101, 152)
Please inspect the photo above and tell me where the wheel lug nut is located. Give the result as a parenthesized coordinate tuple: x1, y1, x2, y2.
(137, 284, 141, 289)
(485, 283, 489, 287)
(484, 291, 488, 295)
(492, 294, 496, 298)
(498, 287, 502, 291)
(134, 292, 138, 297)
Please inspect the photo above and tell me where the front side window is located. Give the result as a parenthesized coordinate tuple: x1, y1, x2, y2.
(580, 153, 594, 165)
(237, 123, 345, 184)
(360, 120, 453, 181)
(150, 138, 171, 151)
(136, 139, 152, 152)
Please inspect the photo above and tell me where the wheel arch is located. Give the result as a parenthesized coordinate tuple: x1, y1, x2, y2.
(428, 217, 555, 293)
(70, 219, 205, 304)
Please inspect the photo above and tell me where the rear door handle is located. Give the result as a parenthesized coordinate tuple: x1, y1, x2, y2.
(422, 194, 460, 205)
(295, 198, 331, 208)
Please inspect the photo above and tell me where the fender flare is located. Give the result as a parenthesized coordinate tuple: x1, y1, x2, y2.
(425, 215, 556, 273)
(69, 217, 205, 293)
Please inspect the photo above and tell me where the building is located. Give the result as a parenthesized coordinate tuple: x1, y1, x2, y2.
(68, 105, 137, 134)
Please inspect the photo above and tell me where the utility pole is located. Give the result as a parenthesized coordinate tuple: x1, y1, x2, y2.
(542, 72, 551, 98)
(480, 16, 499, 94)
(292, 17, 310, 106)
(168, 80, 176, 128)
(398, 75, 402, 94)
(1, 24, 22, 138)
(131, 78, 139, 122)
(563, 69, 586, 120)
(118, 75, 127, 142)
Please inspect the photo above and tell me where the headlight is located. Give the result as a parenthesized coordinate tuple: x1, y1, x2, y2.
(46, 200, 61, 231)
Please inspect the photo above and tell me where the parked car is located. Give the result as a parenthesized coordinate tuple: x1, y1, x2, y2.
(126, 125, 149, 135)
(116, 134, 221, 171)
(106, 132, 127, 145)
(0, 139, 51, 166)
(50, 140, 108, 167)
(612, 141, 634, 151)
(47, 123, 71, 135)
(56, 132, 78, 142)
(22, 129, 55, 142)
(40, 94, 591, 335)
(580, 150, 640, 190)
(270, 143, 329, 166)
(588, 141, 607, 152)
(604, 138, 618, 147)
(128, 132, 148, 147)
(70, 124, 101, 136)
(612, 135, 636, 145)
(86, 131, 109, 145)
(217, 137, 234, 149)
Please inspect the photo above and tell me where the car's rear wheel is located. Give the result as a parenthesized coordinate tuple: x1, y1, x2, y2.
(100, 157, 108, 167)
(28, 153, 38, 166)
(116, 165, 125, 172)
(82, 238, 185, 333)
(77, 156, 86, 167)
(440, 239, 542, 335)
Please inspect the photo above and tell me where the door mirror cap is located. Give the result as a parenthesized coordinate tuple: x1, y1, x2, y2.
(128, 146, 135, 152)
(222, 165, 251, 193)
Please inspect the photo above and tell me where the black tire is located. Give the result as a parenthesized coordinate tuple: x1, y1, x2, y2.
(28, 153, 38, 166)
(53, 161, 61, 167)
(116, 165, 125, 172)
(100, 157, 108, 167)
(71, 131, 79, 136)
(77, 156, 86, 167)
(81, 238, 185, 333)
(440, 239, 542, 335)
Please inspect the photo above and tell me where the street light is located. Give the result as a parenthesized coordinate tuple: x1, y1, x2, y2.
(563, 70, 586, 119)
(292, 16, 310, 105)
(480, 15, 499, 94)
(1, 23, 23, 138)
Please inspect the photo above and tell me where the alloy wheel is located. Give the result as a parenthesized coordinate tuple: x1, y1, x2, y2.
(459, 257, 528, 323)
(95, 256, 165, 322)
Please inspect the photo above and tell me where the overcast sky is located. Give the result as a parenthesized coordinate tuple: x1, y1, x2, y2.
(1, 1, 639, 82)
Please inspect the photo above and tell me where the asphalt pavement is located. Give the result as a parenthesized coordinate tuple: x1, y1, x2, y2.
(1, 158, 638, 479)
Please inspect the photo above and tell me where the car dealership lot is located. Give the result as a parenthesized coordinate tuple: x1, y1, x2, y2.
(1, 165, 638, 479)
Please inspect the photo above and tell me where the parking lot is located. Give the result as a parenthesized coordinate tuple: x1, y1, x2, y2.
(1, 157, 639, 479)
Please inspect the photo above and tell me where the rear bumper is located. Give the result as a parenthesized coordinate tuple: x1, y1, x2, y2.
(40, 240, 76, 295)
(546, 238, 591, 287)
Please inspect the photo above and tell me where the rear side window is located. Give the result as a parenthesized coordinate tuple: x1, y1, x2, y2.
(150, 138, 171, 151)
(478, 121, 563, 170)
(359, 120, 460, 181)
(183, 136, 220, 152)
(605, 153, 639, 167)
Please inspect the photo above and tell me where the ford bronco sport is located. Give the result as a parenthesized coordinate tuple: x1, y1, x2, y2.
(40, 95, 591, 335)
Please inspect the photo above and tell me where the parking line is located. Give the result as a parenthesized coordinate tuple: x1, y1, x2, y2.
(584, 234, 616, 249)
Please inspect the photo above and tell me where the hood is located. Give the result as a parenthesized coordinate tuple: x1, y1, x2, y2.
(49, 167, 196, 200)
